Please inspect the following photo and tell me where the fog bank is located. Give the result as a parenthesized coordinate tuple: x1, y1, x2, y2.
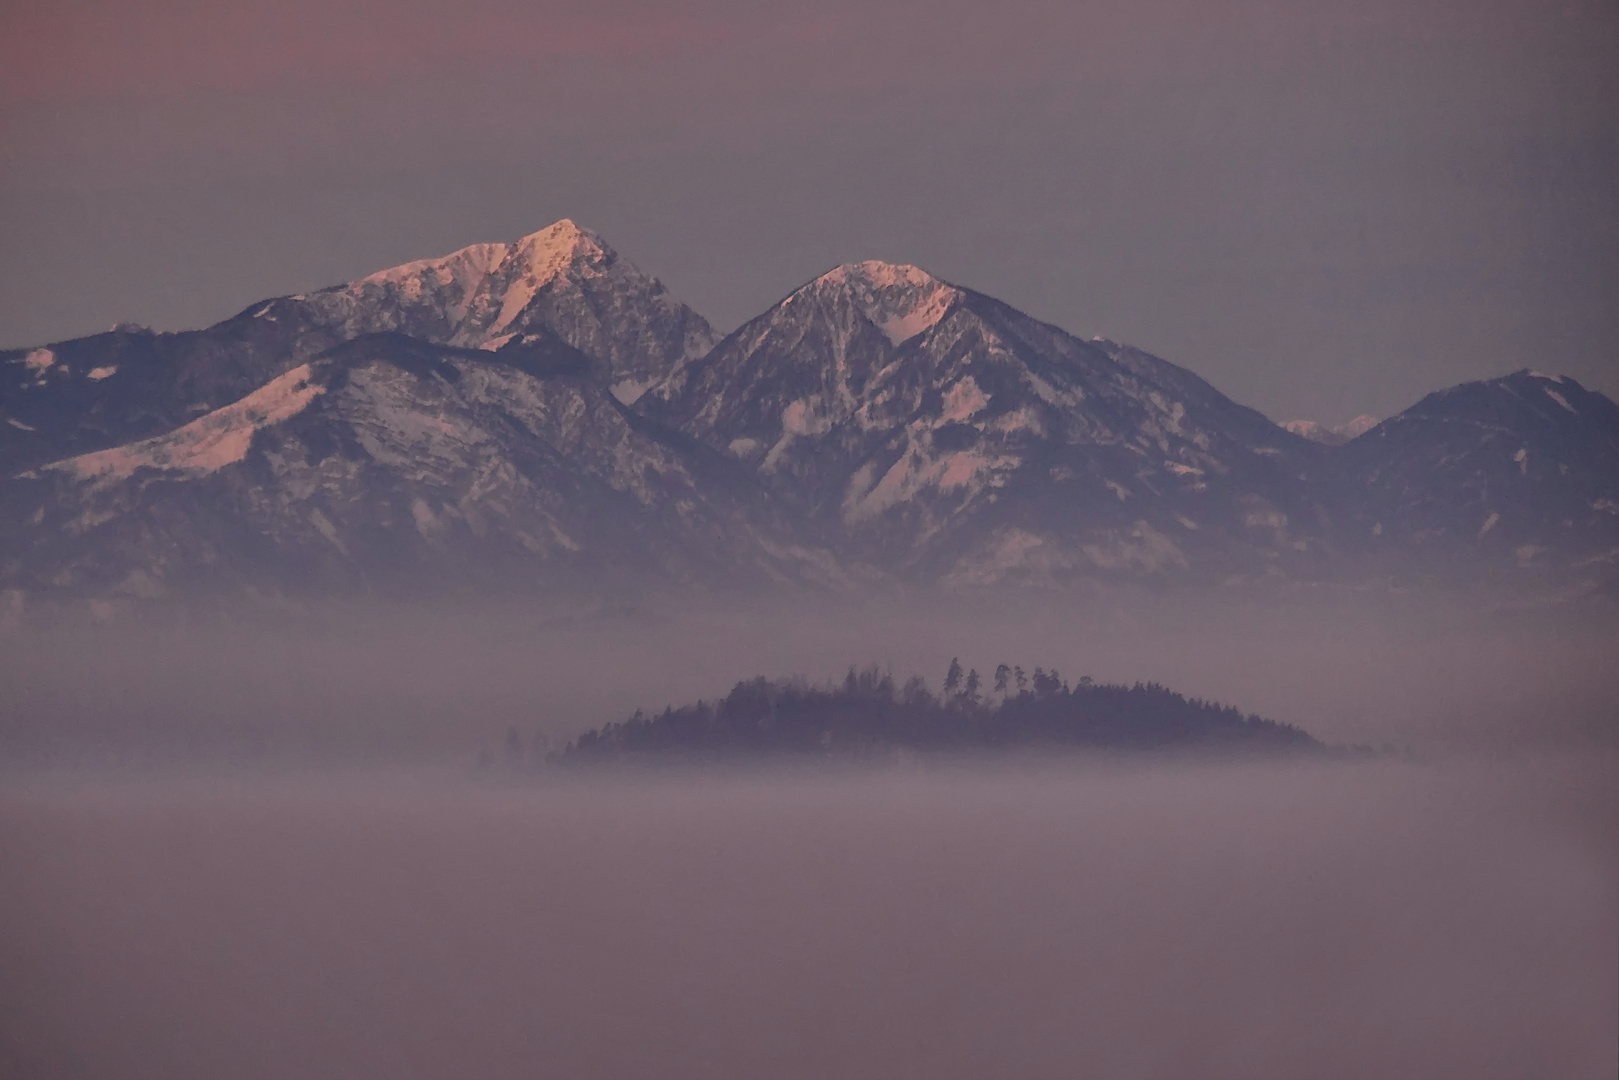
(1, 757, 1613, 1079)
(1, 588, 1614, 766)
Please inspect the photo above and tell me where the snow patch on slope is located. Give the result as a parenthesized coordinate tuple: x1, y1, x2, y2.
(1282, 415, 1378, 445)
(1081, 521, 1189, 574)
(942, 529, 1062, 587)
(782, 399, 834, 437)
(490, 221, 599, 335)
(335, 220, 602, 344)
(342, 366, 485, 471)
(815, 261, 961, 346)
(610, 379, 651, 405)
(762, 398, 837, 472)
(940, 376, 990, 422)
(842, 438, 1017, 523)
(1543, 387, 1576, 413)
(46, 364, 325, 482)
(358, 241, 508, 297)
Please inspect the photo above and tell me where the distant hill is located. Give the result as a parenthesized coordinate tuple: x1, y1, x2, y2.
(1321, 370, 1619, 584)
(554, 662, 1322, 764)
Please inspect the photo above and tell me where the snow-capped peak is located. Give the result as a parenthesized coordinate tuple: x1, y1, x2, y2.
(294, 218, 713, 391)
(807, 260, 961, 345)
(508, 219, 608, 281)
(351, 218, 606, 304)
(481, 220, 615, 336)
(816, 260, 937, 290)
(1282, 415, 1378, 446)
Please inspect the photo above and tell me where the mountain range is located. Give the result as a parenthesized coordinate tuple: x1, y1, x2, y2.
(3, 219, 1616, 604)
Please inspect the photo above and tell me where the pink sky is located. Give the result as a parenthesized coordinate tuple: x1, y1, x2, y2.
(0, 0, 1546, 105)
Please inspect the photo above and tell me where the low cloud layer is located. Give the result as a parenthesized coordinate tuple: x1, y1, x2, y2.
(1, 757, 1613, 1078)
(2, 589, 1614, 766)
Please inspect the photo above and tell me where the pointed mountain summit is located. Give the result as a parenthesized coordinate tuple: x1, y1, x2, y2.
(0, 220, 715, 475)
(648, 260, 962, 438)
(301, 220, 716, 400)
(642, 261, 1322, 583)
(0, 221, 759, 600)
(808, 260, 964, 346)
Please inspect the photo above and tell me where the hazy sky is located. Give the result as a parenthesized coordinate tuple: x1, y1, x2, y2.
(1, 0, 1614, 422)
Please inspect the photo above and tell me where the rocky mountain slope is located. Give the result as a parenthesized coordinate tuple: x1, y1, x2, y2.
(1, 332, 816, 600)
(0, 221, 711, 477)
(292, 219, 715, 401)
(641, 261, 1334, 584)
(1323, 370, 1619, 583)
(2, 223, 1615, 603)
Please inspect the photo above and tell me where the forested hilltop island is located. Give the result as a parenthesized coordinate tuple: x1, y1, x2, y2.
(540, 661, 1324, 766)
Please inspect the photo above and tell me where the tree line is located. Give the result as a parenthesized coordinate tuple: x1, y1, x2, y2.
(538, 659, 1322, 765)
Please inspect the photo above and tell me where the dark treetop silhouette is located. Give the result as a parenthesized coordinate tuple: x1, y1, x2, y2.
(555, 661, 1321, 764)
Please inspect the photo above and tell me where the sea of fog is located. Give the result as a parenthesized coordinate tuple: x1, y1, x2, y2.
(0, 588, 1615, 1077)
(1, 586, 1615, 765)
(1, 756, 1613, 1079)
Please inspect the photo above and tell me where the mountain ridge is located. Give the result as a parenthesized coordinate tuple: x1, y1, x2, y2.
(641, 262, 1333, 584)
(4, 222, 1615, 603)
(2, 330, 838, 601)
(0, 220, 712, 478)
